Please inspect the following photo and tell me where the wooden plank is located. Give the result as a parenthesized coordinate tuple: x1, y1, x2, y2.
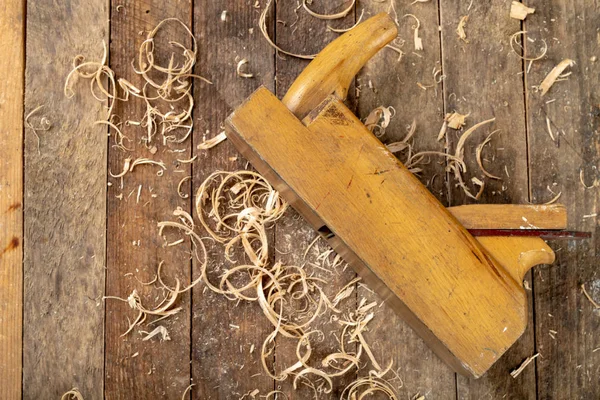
(355, 1, 456, 397)
(22, 0, 108, 398)
(0, 0, 24, 398)
(273, 2, 358, 398)
(439, 0, 536, 397)
(190, 1, 275, 397)
(104, 2, 192, 398)
(524, 1, 600, 398)
(448, 204, 567, 230)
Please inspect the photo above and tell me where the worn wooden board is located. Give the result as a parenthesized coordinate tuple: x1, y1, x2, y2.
(22, 0, 108, 398)
(104, 1, 192, 398)
(0, 0, 24, 398)
(355, 1, 456, 397)
(190, 1, 275, 398)
(273, 2, 358, 398)
(525, 1, 600, 399)
(439, 0, 538, 397)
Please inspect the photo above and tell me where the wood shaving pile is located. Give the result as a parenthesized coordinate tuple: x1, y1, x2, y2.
(121, 170, 398, 397)
(65, 18, 214, 151)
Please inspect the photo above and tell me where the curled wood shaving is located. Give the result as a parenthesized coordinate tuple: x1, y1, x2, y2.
(539, 59, 575, 96)
(403, 14, 423, 51)
(181, 384, 194, 400)
(456, 16, 469, 43)
(95, 119, 132, 151)
(177, 176, 192, 199)
(104, 280, 182, 336)
(264, 391, 288, 400)
(448, 117, 496, 200)
(327, 9, 364, 33)
(177, 155, 197, 163)
(260, 0, 317, 59)
(130, 158, 167, 173)
(302, 0, 355, 20)
(510, 31, 547, 62)
(237, 59, 254, 78)
(581, 283, 600, 309)
(197, 131, 227, 150)
(25, 105, 52, 153)
(364, 106, 395, 137)
(510, 353, 539, 378)
(142, 325, 171, 341)
(476, 130, 502, 180)
(580, 169, 599, 189)
(340, 370, 399, 399)
(386, 142, 409, 153)
(545, 116, 556, 142)
(544, 191, 562, 205)
(61, 388, 84, 400)
(510, 1, 535, 20)
(109, 158, 131, 178)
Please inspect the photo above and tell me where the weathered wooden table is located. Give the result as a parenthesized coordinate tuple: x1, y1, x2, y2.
(1, 0, 598, 399)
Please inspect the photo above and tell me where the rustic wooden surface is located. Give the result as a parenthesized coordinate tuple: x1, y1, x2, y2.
(273, 2, 358, 398)
(105, 1, 193, 398)
(439, 1, 537, 397)
(22, 0, 108, 399)
(190, 1, 275, 398)
(1, 0, 598, 398)
(0, 0, 24, 398)
(526, 2, 600, 399)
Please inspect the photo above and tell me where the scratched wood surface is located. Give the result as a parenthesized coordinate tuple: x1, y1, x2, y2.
(525, 1, 600, 399)
(0, 1, 24, 398)
(22, 0, 108, 398)
(190, 1, 275, 398)
(105, 1, 193, 398)
(274, 2, 359, 398)
(2, 0, 598, 398)
(439, 1, 537, 399)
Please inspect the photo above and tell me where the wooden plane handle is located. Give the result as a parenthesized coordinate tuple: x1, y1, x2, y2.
(282, 12, 397, 118)
(476, 237, 555, 283)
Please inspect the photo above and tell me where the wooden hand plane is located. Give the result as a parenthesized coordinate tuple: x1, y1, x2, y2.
(224, 13, 588, 378)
